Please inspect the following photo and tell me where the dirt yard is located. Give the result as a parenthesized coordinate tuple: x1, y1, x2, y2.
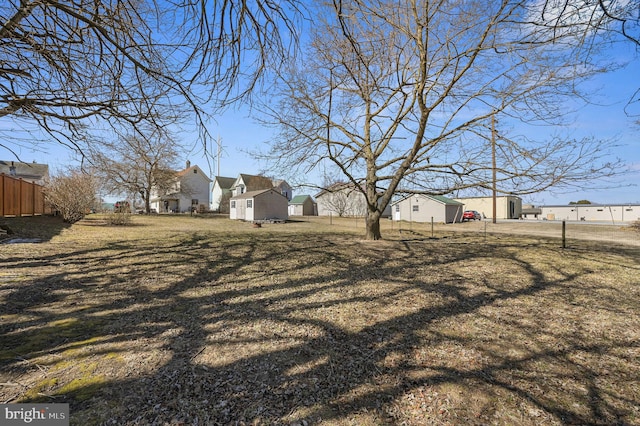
(1, 214, 639, 425)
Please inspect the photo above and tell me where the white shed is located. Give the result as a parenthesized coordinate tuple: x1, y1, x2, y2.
(288, 195, 317, 216)
(391, 195, 464, 223)
(230, 188, 289, 221)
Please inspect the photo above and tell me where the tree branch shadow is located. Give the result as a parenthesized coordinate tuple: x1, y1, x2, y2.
(0, 230, 637, 425)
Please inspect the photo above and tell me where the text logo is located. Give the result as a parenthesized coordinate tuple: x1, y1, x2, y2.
(1, 404, 69, 425)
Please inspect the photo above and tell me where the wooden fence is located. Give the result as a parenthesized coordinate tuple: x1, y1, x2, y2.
(0, 173, 47, 217)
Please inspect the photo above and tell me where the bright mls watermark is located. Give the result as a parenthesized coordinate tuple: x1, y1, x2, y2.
(1, 404, 69, 425)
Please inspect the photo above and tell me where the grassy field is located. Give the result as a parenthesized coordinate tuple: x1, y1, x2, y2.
(0, 214, 639, 425)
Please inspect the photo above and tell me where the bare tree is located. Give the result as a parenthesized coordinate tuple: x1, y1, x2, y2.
(529, 0, 640, 115)
(0, 0, 303, 157)
(318, 184, 358, 217)
(44, 168, 99, 223)
(259, 0, 623, 240)
(91, 133, 180, 214)
(532, 0, 639, 46)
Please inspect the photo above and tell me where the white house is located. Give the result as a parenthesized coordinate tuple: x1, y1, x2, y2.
(453, 196, 522, 220)
(150, 161, 212, 213)
(230, 188, 289, 221)
(231, 174, 279, 197)
(391, 194, 464, 223)
(211, 176, 236, 212)
(273, 179, 293, 201)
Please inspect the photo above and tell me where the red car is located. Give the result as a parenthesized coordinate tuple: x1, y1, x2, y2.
(462, 210, 481, 221)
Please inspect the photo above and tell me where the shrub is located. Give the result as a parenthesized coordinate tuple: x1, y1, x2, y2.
(44, 168, 99, 223)
(106, 211, 131, 226)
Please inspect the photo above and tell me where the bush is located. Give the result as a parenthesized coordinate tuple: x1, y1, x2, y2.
(106, 211, 131, 226)
(44, 168, 99, 223)
(631, 220, 640, 233)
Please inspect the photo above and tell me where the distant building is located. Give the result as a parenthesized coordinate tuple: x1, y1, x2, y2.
(520, 204, 543, 220)
(230, 174, 292, 201)
(272, 179, 293, 201)
(391, 194, 464, 223)
(211, 176, 236, 212)
(231, 174, 275, 197)
(230, 188, 288, 221)
(150, 161, 212, 213)
(315, 183, 367, 217)
(453, 196, 522, 220)
(0, 160, 49, 185)
(539, 204, 640, 222)
(288, 195, 317, 216)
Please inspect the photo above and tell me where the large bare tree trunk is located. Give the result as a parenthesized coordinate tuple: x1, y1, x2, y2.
(365, 211, 382, 241)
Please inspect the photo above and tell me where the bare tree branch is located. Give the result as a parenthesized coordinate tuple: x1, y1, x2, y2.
(257, 0, 623, 240)
(1, 0, 304, 156)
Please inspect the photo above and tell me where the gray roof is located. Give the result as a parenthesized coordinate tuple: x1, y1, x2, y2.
(231, 188, 286, 200)
(214, 176, 236, 189)
(391, 194, 463, 206)
(0, 161, 49, 181)
(236, 174, 274, 191)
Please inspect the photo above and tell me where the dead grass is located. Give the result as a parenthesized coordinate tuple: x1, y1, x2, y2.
(0, 214, 639, 425)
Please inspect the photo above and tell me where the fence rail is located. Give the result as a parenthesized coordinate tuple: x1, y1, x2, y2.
(0, 173, 47, 217)
(294, 216, 640, 248)
(391, 218, 640, 247)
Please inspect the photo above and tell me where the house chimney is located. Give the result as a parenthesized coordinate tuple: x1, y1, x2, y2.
(186, 160, 191, 169)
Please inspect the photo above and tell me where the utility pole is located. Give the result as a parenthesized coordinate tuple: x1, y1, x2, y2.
(492, 113, 497, 224)
(217, 135, 222, 177)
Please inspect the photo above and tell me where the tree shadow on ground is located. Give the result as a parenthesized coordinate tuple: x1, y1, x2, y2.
(0, 230, 638, 425)
(0, 215, 71, 243)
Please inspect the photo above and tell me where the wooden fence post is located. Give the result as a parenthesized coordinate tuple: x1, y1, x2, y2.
(0, 174, 4, 217)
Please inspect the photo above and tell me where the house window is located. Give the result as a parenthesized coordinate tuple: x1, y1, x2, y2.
(395, 205, 399, 212)
(193, 169, 197, 174)
(231, 201, 236, 208)
(626, 208, 633, 211)
(191, 199, 198, 205)
(412, 205, 419, 212)
(597, 209, 604, 212)
(247, 200, 253, 208)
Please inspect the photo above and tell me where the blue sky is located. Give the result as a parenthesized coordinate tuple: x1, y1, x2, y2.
(185, 52, 640, 206)
(2, 36, 639, 207)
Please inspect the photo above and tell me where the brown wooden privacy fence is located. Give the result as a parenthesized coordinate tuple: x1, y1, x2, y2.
(0, 173, 47, 217)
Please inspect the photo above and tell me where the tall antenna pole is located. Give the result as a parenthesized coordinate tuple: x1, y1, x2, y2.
(217, 135, 221, 177)
(492, 112, 497, 224)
